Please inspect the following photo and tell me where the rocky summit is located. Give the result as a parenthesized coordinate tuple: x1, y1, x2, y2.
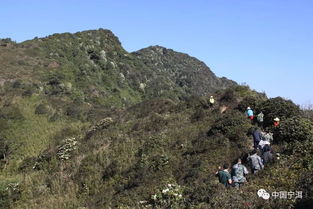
(0, 29, 312, 209)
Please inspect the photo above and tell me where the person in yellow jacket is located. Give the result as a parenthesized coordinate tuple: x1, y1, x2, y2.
(209, 96, 215, 107)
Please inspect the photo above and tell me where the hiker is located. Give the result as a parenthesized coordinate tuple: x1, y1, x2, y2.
(273, 117, 280, 127)
(209, 96, 215, 107)
(246, 107, 254, 121)
(232, 158, 249, 189)
(261, 128, 273, 143)
(252, 128, 262, 149)
(216, 164, 232, 188)
(247, 150, 264, 174)
(261, 144, 274, 165)
(258, 138, 270, 150)
(257, 112, 264, 128)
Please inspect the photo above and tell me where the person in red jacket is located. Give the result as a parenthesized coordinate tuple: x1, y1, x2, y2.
(273, 117, 280, 127)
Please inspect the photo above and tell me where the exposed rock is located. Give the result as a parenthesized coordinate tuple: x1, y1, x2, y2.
(48, 61, 59, 68)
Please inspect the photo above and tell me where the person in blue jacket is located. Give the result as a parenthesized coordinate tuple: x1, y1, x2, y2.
(246, 107, 254, 121)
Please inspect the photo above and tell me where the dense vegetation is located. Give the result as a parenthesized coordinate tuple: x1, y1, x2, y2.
(0, 30, 312, 209)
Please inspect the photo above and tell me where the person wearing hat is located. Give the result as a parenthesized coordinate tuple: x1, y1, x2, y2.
(246, 107, 254, 121)
(209, 96, 215, 107)
(273, 117, 280, 127)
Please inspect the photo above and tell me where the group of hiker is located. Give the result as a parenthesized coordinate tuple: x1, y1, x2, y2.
(215, 158, 249, 189)
(216, 106, 279, 189)
(208, 97, 281, 128)
(246, 107, 280, 128)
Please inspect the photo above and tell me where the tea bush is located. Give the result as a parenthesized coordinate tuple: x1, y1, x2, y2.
(208, 110, 252, 141)
(260, 97, 301, 127)
(274, 117, 313, 143)
(237, 95, 264, 112)
(0, 106, 24, 120)
(35, 104, 49, 115)
(219, 89, 236, 104)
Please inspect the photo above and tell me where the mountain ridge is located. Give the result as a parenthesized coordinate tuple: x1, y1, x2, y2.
(0, 29, 236, 112)
(1, 29, 312, 209)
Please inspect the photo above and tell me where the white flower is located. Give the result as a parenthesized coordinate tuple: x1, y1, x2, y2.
(168, 184, 172, 187)
(178, 194, 182, 198)
(152, 194, 157, 200)
(162, 188, 169, 193)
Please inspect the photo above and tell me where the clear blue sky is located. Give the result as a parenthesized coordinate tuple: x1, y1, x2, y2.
(1, 0, 313, 106)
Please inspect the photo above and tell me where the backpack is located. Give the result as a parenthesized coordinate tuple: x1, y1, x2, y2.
(262, 151, 273, 164)
(257, 113, 264, 122)
(234, 164, 244, 177)
(250, 155, 261, 170)
(232, 164, 247, 183)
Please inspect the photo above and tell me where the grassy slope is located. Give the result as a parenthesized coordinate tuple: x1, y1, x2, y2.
(1, 88, 309, 209)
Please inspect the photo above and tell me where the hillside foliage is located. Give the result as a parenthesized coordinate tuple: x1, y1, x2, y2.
(0, 29, 312, 209)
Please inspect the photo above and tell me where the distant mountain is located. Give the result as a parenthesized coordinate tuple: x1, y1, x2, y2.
(0, 29, 236, 111)
(133, 45, 236, 97)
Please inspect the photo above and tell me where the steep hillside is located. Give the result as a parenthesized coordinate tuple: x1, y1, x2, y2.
(2, 86, 312, 209)
(1, 30, 312, 209)
(0, 29, 236, 173)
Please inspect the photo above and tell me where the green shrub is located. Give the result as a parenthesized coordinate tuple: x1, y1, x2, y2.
(260, 97, 301, 127)
(191, 108, 206, 122)
(285, 139, 313, 206)
(65, 105, 83, 120)
(296, 171, 313, 205)
(0, 185, 10, 209)
(0, 106, 24, 120)
(0, 38, 15, 46)
(12, 80, 22, 88)
(302, 108, 313, 122)
(22, 88, 33, 97)
(219, 89, 236, 104)
(0, 181, 21, 208)
(288, 140, 313, 170)
(237, 96, 264, 112)
(274, 117, 313, 143)
(18, 156, 38, 171)
(233, 85, 251, 97)
(35, 104, 49, 115)
(208, 110, 252, 141)
(0, 136, 9, 160)
(0, 119, 9, 130)
(48, 112, 61, 122)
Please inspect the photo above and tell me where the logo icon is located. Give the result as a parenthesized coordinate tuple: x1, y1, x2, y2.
(257, 189, 270, 200)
